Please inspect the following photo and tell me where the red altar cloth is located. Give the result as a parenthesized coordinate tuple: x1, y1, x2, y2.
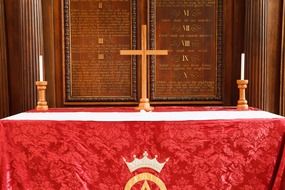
(1, 107, 285, 190)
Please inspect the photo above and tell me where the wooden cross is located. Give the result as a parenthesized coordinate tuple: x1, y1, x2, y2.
(120, 25, 168, 111)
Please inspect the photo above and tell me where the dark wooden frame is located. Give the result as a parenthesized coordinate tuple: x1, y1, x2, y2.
(63, 0, 138, 104)
(50, 0, 238, 107)
(280, 0, 285, 115)
(148, 0, 224, 103)
(0, 0, 9, 118)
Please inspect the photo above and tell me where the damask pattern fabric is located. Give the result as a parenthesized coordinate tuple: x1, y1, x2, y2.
(0, 108, 285, 189)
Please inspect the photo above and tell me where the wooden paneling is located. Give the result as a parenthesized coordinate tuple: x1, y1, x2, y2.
(5, 0, 44, 114)
(267, 0, 282, 113)
(280, 0, 285, 116)
(51, 0, 238, 107)
(3, 0, 285, 110)
(0, 0, 9, 118)
(55, 0, 237, 106)
(19, 0, 44, 110)
(231, 0, 245, 105)
(4, 0, 22, 114)
(244, 0, 283, 113)
(42, 0, 56, 108)
(245, 0, 268, 110)
(54, 0, 64, 107)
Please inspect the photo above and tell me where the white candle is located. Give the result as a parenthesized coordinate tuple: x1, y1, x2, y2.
(241, 53, 245, 80)
(39, 55, 43, 81)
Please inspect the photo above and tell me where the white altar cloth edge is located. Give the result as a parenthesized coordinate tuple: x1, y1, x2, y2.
(2, 110, 284, 121)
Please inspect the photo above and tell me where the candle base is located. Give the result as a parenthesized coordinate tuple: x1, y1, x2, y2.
(135, 98, 154, 112)
(35, 81, 48, 111)
(237, 80, 248, 111)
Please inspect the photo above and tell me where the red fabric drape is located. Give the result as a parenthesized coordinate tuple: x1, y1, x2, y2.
(0, 108, 285, 189)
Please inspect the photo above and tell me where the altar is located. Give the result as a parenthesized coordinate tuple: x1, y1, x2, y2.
(1, 107, 285, 189)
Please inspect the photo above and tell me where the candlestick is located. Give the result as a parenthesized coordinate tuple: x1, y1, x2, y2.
(35, 81, 48, 111)
(237, 80, 248, 110)
(241, 53, 245, 80)
(39, 55, 43, 81)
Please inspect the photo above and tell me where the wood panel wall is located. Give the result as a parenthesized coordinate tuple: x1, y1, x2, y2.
(267, 0, 283, 113)
(19, 0, 44, 111)
(245, 0, 268, 110)
(0, 0, 9, 118)
(231, 0, 245, 106)
(42, 0, 57, 108)
(5, 0, 44, 115)
(280, 0, 285, 116)
(223, 0, 234, 105)
(244, 0, 283, 114)
(1, 0, 285, 116)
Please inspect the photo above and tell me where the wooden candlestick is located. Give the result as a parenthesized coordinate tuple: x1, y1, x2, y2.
(237, 80, 248, 110)
(35, 81, 48, 111)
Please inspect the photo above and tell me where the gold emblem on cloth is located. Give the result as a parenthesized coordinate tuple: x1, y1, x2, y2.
(123, 151, 169, 190)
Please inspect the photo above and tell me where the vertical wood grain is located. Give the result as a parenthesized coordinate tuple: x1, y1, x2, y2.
(5, 0, 44, 114)
(0, 0, 9, 118)
(231, 0, 245, 105)
(53, 0, 64, 107)
(267, 0, 282, 114)
(244, 0, 268, 110)
(223, 0, 234, 105)
(245, 0, 282, 113)
(280, 0, 285, 116)
(19, 0, 44, 111)
(42, 0, 56, 108)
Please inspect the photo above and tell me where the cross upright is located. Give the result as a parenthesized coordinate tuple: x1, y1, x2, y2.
(120, 25, 168, 112)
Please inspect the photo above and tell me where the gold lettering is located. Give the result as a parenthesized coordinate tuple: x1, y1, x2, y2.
(184, 9, 190, 17)
(183, 25, 190, 31)
(181, 40, 190, 47)
(182, 55, 189, 62)
(98, 38, 104, 44)
(98, 54, 104, 60)
(98, 2, 103, 9)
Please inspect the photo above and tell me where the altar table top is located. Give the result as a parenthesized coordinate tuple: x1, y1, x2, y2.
(3, 109, 283, 121)
(1, 107, 285, 190)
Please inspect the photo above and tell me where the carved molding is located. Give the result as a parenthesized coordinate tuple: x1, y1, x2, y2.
(245, 0, 268, 110)
(149, 0, 224, 102)
(0, 0, 9, 118)
(19, 0, 44, 110)
(280, 0, 285, 116)
(63, 0, 137, 103)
